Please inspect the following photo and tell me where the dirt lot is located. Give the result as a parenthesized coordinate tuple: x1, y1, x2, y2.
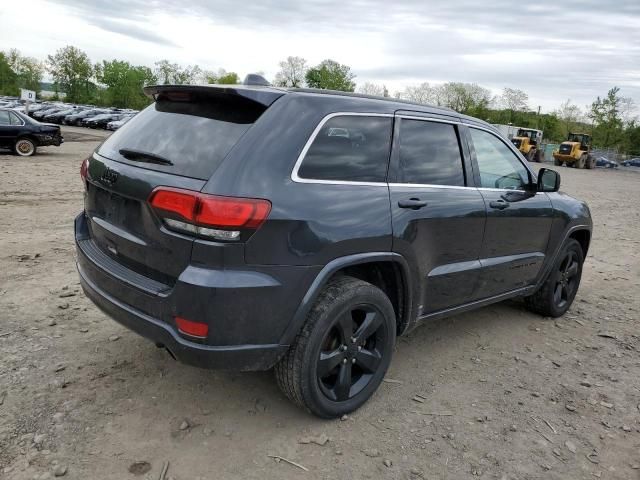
(1, 128, 639, 480)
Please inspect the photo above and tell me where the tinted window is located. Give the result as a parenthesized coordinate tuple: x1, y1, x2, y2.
(398, 119, 465, 186)
(0, 111, 10, 126)
(298, 115, 392, 182)
(470, 128, 530, 190)
(98, 92, 266, 180)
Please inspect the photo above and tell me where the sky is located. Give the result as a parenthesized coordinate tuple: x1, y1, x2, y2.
(1, 0, 639, 113)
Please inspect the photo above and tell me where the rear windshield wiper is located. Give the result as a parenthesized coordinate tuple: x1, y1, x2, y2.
(118, 148, 174, 166)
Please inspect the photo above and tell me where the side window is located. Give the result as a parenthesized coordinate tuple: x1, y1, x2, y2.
(298, 115, 392, 182)
(9, 112, 22, 126)
(397, 119, 465, 186)
(0, 111, 10, 126)
(469, 128, 530, 190)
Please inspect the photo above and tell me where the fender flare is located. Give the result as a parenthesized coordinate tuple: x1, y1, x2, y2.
(278, 252, 413, 346)
(534, 223, 591, 290)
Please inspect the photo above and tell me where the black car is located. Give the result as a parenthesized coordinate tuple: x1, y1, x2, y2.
(621, 158, 640, 167)
(0, 108, 63, 156)
(44, 107, 86, 124)
(82, 112, 123, 129)
(65, 108, 111, 126)
(75, 79, 592, 418)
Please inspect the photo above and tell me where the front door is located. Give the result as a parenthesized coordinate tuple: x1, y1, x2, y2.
(389, 115, 486, 315)
(465, 126, 554, 299)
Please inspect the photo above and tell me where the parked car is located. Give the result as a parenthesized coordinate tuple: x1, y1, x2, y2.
(33, 105, 67, 120)
(595, 156, 618, 168)
(65, 108, 111, 126)
(82, 112, 124, 129)
(75, 80, 592, 418)
(0, 108, 63, 156)
(621, 158, 640, 167)
(43, 107, 84, 124)
(106, 114, 135, 131)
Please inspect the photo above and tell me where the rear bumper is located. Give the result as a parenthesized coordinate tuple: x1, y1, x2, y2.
(78, 263, 287, 370)
(74, 213, 314, 371)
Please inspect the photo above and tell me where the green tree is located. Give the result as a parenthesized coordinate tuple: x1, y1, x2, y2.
(6, 49, 43, 94)
(589, 87, 628, 149)
(0, 52, 18, 96)
(95, 60, 156, 109)
(305, 59, 355, 92)
(206, 69, 240, 84)
(46, 46, 94, 103)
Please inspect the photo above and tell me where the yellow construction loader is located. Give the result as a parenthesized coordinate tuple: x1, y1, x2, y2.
(510, 128, 544, 162)
(553, 133, 595, 169)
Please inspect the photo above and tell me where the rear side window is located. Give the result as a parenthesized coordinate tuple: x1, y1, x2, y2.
(9, 112, 23, 125)
(397, 119, 465, 186)
(297, 115, 392, 183)
(0, 111, 10, 126)
(98, 92, 266, 180)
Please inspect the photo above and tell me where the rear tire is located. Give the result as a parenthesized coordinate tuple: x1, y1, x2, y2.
(275, 276, 396, 418)
(554, 158, 563, 166)
(524, 239, 584, 317)
(576, 154, 586, 169)
(585, 155, 595, 169)
(14, 138, 36, 157)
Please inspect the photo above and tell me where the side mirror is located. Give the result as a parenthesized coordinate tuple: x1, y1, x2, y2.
(537, 168, 560, 192)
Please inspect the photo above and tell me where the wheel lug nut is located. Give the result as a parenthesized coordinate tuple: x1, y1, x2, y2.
(342, 358, 347, 364)
(351, 337, 356, 343)
(357, 346, 362, 351)
(340, 345, 347, 351)
(351, 358, 356, 364)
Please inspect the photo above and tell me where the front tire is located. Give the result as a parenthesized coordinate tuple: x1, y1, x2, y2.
(554, 158, 563, 166)
(275, 276, 396, 418)
(524, 239, 584, 317)
(14, 138, 36, 157)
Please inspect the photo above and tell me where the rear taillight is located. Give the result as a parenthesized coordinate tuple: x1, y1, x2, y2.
(148, 187, 271, 242)
(80, 157, 90, 187)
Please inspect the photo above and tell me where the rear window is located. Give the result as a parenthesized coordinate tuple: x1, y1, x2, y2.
(297, 115, 392, 183)
(98, 92, 266, 180)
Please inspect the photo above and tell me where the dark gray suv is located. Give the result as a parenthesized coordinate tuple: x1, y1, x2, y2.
(75, 80, 592, 418)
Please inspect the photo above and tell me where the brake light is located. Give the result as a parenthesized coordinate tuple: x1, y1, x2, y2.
(175, 316, 209, 338)
(80, 157, 90, 187)
(148, 187, 271, 241)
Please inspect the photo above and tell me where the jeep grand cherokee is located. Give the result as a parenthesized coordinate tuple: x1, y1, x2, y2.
(75, 78, 592, 418)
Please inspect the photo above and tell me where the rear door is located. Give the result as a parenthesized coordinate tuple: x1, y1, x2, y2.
(84, 86, 281, 286)
(464, 125, 554, 299)
(389, 113, 486, 315)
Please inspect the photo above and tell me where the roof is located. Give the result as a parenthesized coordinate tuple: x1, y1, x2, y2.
(143, 83, 495, 130)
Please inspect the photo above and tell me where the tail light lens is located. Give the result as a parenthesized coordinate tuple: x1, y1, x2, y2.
(80, 157, 90, 187)
(175, 316, 209, 338)
(148, 187, 271, 242)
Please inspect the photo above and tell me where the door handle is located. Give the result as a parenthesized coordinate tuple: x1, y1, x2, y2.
(489, 199, 509, 210)
(398, 198, 428, 210)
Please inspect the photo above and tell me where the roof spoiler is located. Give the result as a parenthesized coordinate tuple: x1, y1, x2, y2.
(143, 84, 283, 107)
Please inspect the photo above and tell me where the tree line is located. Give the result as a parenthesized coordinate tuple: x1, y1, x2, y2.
(0, 47, 638, 154)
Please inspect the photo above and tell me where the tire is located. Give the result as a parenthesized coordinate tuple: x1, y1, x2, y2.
(586, 155, 595, 169)
(14, 138, 36, 157)
(527, 149, 535, 162)
(554, 158, 563, 166)
(275, 276, 396, 418)
(576, 154, 586, 169)
(524, 239, 584, 318)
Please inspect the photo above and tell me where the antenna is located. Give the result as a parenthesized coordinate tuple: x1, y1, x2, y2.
(243, 74, 271, 87)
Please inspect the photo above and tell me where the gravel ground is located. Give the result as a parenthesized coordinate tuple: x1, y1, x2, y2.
(1, 128, 639, 480)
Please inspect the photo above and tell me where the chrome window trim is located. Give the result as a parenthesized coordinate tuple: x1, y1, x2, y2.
(291, 112, 393, 186)
(396, 114, 460, 125)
